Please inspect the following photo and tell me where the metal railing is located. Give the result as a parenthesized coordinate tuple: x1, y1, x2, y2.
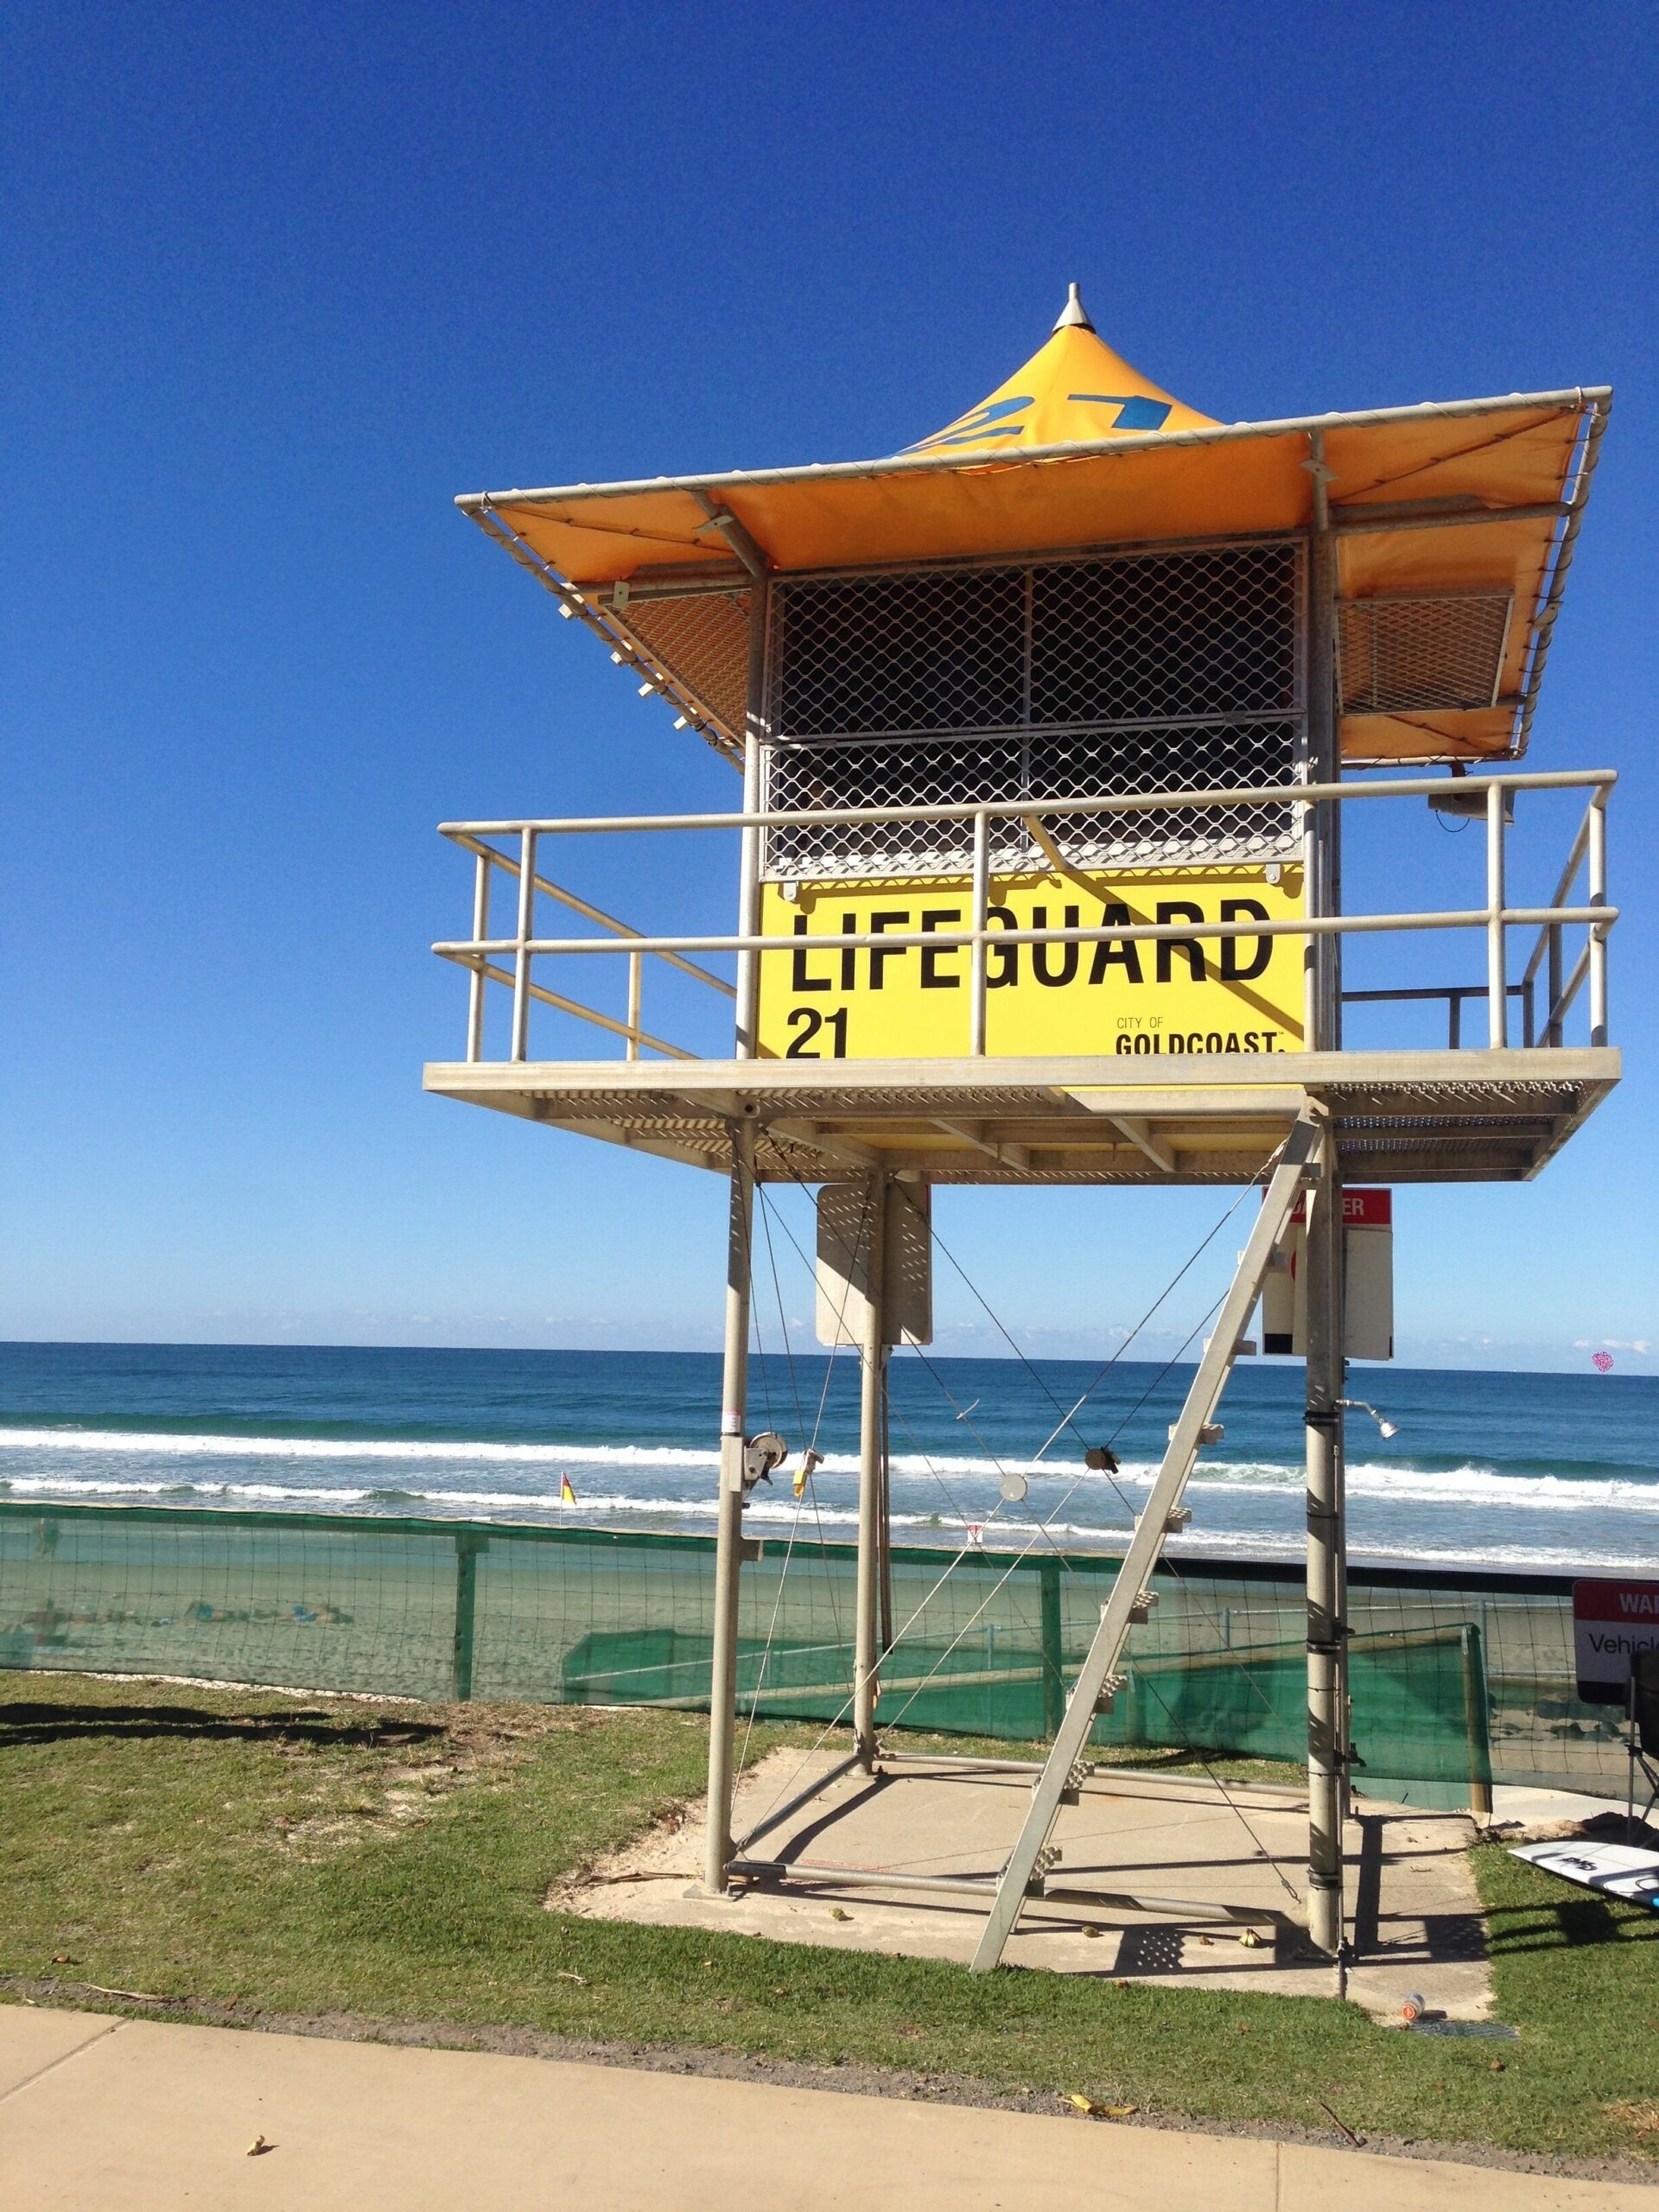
(433, 769, 1614, 1065)
(1522, 787, 1611, 1048)
(442, 830, 736, 1065)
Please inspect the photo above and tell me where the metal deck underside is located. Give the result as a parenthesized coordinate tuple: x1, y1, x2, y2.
(423, 1048, 1618, 1185)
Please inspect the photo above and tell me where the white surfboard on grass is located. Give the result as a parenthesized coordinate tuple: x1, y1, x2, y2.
(1510, 1840, 1659, 1910)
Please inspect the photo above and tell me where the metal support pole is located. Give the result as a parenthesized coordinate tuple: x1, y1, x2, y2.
(1305, 1131, 1347, 1956)
(1487, 783, 1509, 1048)
(703, 1122, 756, 1893)
(854, 1171, 888, 1769)
(467, 853, 490, 1063)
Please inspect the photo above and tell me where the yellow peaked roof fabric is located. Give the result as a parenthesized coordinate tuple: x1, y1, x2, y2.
(904, 289, 1218, 454)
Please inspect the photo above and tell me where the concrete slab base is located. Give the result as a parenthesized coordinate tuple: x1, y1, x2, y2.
(1491, 1783, 1632, 1830)
(555, 1751, 1495, 2019)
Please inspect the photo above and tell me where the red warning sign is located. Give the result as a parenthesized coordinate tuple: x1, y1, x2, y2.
(1287, 1189, 1393, 1229)
(1573, 1579, 1659, 1706)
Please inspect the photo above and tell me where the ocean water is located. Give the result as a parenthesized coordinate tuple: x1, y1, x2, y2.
(2, 1343, 1656, 1577)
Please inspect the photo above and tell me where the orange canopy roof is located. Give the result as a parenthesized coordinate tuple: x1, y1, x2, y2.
(458, 290, 1609, 768)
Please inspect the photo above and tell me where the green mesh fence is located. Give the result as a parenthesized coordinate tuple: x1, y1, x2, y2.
(0, 1500, 1623, 1796)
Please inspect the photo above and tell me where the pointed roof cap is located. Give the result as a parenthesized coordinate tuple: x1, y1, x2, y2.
(905, 284, 1218, 455)
(1052, 282, 1094, 332)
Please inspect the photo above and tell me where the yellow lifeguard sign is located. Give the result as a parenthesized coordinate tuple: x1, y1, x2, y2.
(756, 867, 1305, 1060)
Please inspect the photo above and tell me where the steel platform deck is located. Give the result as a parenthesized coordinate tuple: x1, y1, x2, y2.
(422, 1047, 1618, 1185)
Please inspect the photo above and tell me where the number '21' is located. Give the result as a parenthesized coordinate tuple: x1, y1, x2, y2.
(785, 1006, 849, 1058)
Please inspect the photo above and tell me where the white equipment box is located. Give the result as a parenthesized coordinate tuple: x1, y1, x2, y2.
(816, 1181, 932, 1347)
(1261, 1187, 1394, 1361)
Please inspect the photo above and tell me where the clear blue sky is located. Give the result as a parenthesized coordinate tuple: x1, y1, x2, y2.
(3, 2, 1655, 1370)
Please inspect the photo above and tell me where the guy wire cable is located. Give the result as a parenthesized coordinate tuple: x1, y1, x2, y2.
(733, 1176, 874, 1787)
(756, 1183, 844, 1649)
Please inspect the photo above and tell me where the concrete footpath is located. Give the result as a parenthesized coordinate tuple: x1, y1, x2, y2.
(1, 2005, 1655, 2211)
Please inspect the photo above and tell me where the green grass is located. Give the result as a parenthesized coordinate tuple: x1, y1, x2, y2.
(2, 1674, 1656, 2165)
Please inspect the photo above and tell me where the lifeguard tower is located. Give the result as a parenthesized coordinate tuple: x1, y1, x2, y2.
(428, 291, 1616, 1971)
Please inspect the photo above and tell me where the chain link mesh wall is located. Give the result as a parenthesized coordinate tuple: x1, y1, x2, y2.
(0, 1502, 1626, 1799)
(1338, 592, 1511, 715)
(762, 541, 1306, 881)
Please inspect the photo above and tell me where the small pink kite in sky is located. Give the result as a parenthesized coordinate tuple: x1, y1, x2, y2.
(1592, 1351, 1615, 1374)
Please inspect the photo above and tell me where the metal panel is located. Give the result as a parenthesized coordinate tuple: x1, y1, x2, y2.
(815, 1180, 932, 1345)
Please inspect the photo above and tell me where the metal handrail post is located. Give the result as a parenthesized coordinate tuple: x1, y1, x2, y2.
(1486, 785, 1508, 1048)
(1548, 917, 1564, 1049)
(969, 809, 990, 1055)
(467, 853, 490, 1063)
(1299, 780, 1318, 1049)
(626, 950, 642, 1062)
(511, 828, 537, 1062)
(1589, 791, 1609, 1046)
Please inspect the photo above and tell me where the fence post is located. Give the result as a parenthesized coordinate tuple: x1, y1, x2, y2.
(1039, 1556, 1065, 1738)
(452, 1531, 489, 1700)
(1462, 1621, 1494, 1819)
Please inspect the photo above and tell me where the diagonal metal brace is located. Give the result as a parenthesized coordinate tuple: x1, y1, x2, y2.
(968, 1106, 1324, 1974)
